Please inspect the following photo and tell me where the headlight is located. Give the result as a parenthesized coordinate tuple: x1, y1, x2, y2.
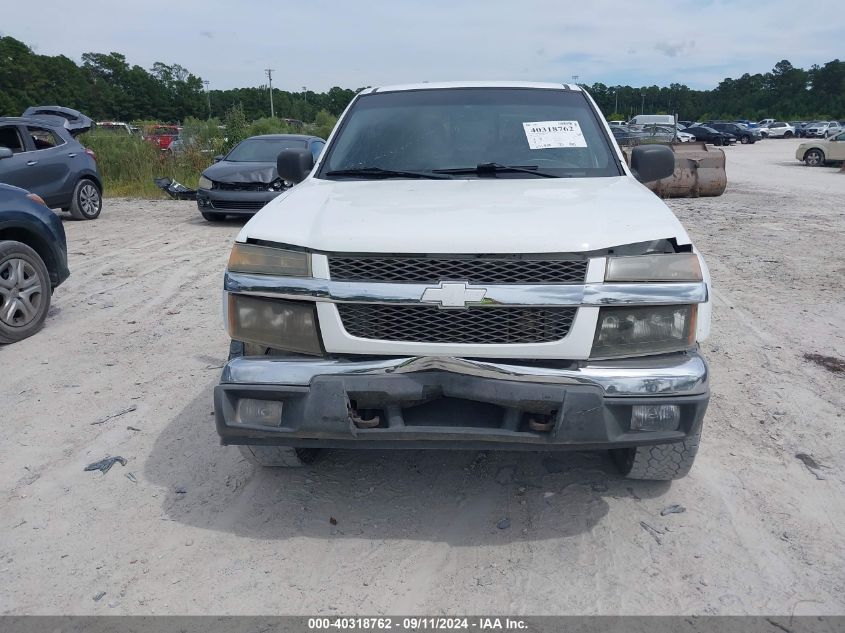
(605, 253, 702, 282)
(227, 243, 311, 276)
(591, 305, 696, 358)
(198, 175, 213, 189)
(227, 294, 322, 355)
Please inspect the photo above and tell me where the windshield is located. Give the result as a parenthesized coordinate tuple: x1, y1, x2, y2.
(318, 88, 621, 179)
(226, 138, 307, 162)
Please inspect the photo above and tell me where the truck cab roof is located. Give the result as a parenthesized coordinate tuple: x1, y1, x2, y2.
(361, 81, 582, 94)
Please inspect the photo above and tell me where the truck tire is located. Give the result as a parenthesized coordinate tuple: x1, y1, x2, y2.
(238, 445, 319, 468)
(611, 431, 701, 480)
(226, 339, 322, 468)
(68, 178, 102, 220)
(0, 240, 52, 344)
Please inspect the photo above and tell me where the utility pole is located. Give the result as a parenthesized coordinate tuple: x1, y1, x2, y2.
(302, 86, 307, 103)
(265, 68, 275, 118)
(641, 93, 645, 114)
(614, 90, 618, 115)
(203, 80, 211, 118)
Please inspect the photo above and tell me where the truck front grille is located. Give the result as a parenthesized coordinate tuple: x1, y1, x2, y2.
(328, 256, 587, 285)
(337, 304, 576, 344)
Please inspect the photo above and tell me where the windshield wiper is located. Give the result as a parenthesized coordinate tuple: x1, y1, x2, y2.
(433, 163, 560, 178)
(324, 167, 450, 180)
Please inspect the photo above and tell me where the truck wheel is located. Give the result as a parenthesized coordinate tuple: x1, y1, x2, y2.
(804, 149, 824, 166)
(201, 211, 226, 222)
(238, 445, 319, 468)
(611, 431, 701, 480)
(0, 240, 52, 344)
(69, 178, 102, 220)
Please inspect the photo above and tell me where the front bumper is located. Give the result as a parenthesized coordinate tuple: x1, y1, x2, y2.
(215, 350, 709, 451)
(196, 188, 281, 215)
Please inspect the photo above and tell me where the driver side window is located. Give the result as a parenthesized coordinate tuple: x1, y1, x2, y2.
(0, 125, 26, 153)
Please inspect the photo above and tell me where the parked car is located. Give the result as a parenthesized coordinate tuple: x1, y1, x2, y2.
(795, 131, 845, 166)
(609, 126, 652, 146)
(0, 183, 69, 343)
(144, 124, 181, 150)
(764, 122, 796, 138)
(804, 121, 843, 138)
(21, 106, 93, 136)
(216, 81, 712, 481)
(709, 122, 760, 144)
(641, 125, 695, 142)
(196, 134, 325, 221)
(0, 116, 103, 219)
(793, 122, 812, 137)
(683, 126, 736, 145)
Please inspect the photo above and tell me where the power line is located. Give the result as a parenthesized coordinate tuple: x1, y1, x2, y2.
(265, 68, 275, 118)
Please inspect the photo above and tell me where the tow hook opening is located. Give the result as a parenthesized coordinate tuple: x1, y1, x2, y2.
(526, 411, 557, 432)
(349, 400, 383, 429)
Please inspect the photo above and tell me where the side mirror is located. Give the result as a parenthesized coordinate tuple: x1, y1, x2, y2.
(213, 154, 224, 163)
(0, 147, 13, 160)
(277, 148, 314, 184)
(630, 144, 675, 183)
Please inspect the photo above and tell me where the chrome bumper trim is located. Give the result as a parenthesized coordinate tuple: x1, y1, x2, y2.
(224, 272, 708, 307)
(221, 351, 708, 397)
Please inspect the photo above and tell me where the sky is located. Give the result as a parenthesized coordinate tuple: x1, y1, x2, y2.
(2, 0, 843, 92)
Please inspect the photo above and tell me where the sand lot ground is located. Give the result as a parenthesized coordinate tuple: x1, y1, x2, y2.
(1, 138, 844, 615)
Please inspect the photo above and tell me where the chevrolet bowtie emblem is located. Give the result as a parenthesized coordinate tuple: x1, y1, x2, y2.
(420, 282, 488, 308)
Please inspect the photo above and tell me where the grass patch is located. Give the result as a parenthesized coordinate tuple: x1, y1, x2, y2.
(80, 131, 216, 198)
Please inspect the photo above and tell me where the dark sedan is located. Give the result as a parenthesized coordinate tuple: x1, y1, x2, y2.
(683, 126, 737, 146)
(709, 122, 760, 144)
(196, 134, 325, 221)
(0, 183, 69, 343)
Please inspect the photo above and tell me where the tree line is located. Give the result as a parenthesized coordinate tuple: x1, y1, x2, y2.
(1, 36, 843, 123)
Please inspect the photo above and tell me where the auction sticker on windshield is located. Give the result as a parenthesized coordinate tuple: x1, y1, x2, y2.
(522, 120, 587, 149)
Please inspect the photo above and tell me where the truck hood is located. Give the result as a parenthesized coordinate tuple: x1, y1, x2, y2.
(238, 176, 692, 253)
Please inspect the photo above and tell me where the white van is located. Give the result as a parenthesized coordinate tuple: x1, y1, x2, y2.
(628, 114, 677, 126)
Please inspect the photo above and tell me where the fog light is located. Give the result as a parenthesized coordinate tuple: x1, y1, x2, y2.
(236, 398, 283, 427)
(631, 405, 680, 431)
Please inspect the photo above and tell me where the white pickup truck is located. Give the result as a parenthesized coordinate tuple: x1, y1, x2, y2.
(215, 81, 711, 480)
